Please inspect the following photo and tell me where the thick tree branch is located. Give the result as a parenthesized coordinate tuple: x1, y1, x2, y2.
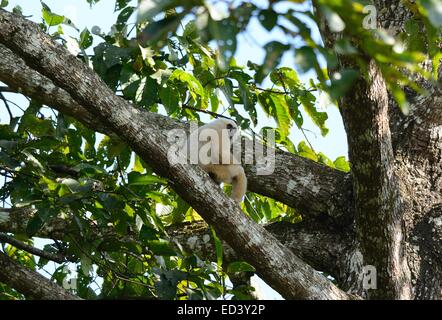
(2, 206, 352, 290)
(246, 149, 353, 222)
(169, 216, 352, 283)
(0, 44, 112, 135)
(0, 44, 353, 222)
(0, 207, 70, 239)
(0, 251, 81, 300)
(0, 9, 354, 300)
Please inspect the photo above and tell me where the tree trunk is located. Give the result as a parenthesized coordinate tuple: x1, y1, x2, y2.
(0, 1, 441, 299)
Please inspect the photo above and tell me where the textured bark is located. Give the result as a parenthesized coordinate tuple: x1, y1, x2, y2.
(2, 206, 352, 292)
(0, 9, 353, 300)
(0, 44, 352, 222)
(313, 0, 442, 299)
(169, 216, 352, 282)
(0, 252, 81, 300)
(1, 0, 441, 299)
(0, 207, 70, 239)
(341, 60, 408, 299)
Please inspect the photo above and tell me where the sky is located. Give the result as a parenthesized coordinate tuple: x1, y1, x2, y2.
(0, 0, 349, 300)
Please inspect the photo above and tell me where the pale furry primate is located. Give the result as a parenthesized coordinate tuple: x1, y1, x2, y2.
(186, 118, 247, 203)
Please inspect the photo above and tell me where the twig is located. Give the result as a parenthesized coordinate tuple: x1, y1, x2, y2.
(0, 233, 68, 264)
(4, 98, 25, 112)
(0, 92, 13, 120)
(182, 104, 232, 120)
(0, 86, 15, 93)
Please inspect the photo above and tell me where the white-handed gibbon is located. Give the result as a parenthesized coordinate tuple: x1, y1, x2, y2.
(187, 118, 247, 203)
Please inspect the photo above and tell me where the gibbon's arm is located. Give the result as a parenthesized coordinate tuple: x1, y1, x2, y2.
(204, 164, 247, 203)
(231, 166, 247, 203)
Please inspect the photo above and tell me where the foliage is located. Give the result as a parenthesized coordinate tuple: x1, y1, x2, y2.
(0, 0, 439, 299)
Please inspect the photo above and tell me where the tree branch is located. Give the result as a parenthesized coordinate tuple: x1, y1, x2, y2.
(0, 207, 70, 239)
(0, 9, 355, 299)
(0, 251, 81, 300)
(0, 232, 67, 263)
(0, 43, 353, 222)
(2, 205, 353, 291)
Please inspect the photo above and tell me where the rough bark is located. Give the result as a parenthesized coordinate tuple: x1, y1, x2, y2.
(0, 9, 354, 300)
(313, 0, 442, 299)
(1, 206, 352, 291)
(0, 44, 352, 221)
(1, 0, 441, 299)
(0, 252, 81, 300)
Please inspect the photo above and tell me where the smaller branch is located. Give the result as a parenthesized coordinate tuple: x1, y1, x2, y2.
(0, 233, 68, 264)
(182, 104, 232, 120)
(0, 91, 13, 120)
(0, 85, 15, 93)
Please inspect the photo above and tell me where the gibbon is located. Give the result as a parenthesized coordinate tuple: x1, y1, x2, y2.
(187, 118, 247, 203)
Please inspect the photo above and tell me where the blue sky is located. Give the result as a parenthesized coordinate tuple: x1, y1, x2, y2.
(1, 0, 348, 159)
(0, 0, 349, 300)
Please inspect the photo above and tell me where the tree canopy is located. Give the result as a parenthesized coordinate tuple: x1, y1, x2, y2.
(0, 0, 441, 300)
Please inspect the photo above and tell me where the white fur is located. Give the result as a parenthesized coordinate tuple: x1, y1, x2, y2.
(187, 118, 247, 203)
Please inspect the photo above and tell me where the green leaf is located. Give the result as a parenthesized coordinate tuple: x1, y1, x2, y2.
(183, 20, 199, 39)
(389, 83, 410, 115)
(26, 216, 44, 237)
(132, 155, 145, 173)
(329, 69, 359, 101)
(169, 69, 204, 99)
(139, 15, 181, 47)
(41, 1, 65, 27)
(258, 92, 291, 139)
(12, 5, 22, 15)
(270, 67, 300, 89)
(334, 39, 358, 55)
(255, 41, 290, 83)
(79, 28, 93, 49)
(154, 269, 186, 299)
(159, 84, 180, 114)
(227, 261, 256, 274)
(258, 9, 277, 31)
(140, 76, 159, 108)
(334, 156, 350, 172)
(147, 240, 176, 256)
(139, 225, 158, 241)
(211, 227, 223, 267)
(230, 71, 257, 124)
(137, 0, 184, 22)
(318, 152, 334, 167)
(117, 6, 135, 26)
(295, 46, 317, 73)
(26, 207, 58, 237)
(298, 91, 329, 136)
(298, 141, 318, 161)
(0, 0, 8, 8)
(208, 18, 238, 68)
(128, 172, 167, 185)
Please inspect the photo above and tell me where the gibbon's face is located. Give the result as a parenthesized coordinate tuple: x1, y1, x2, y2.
(219, 119, 238, 140)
